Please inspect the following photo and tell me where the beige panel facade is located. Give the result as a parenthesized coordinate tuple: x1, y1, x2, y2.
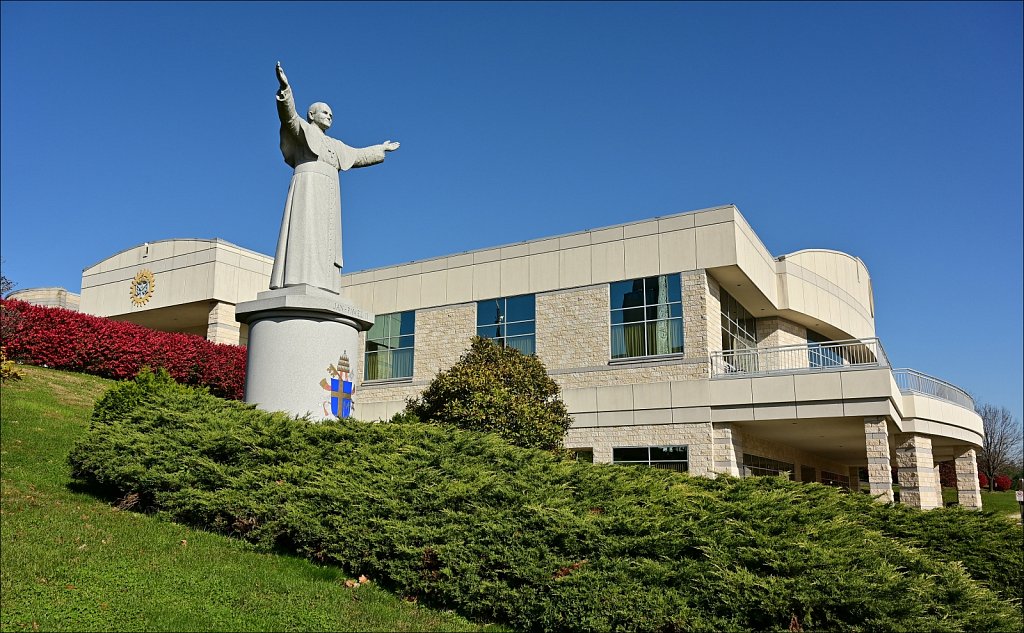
(7, 287, 80, 311)
(79, 238, 272, 345)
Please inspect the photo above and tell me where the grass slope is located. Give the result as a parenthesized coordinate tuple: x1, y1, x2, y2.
(0, 366, 496, 632)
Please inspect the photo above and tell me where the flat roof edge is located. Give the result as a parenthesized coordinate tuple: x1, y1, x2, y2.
(343, 203, 740, 276)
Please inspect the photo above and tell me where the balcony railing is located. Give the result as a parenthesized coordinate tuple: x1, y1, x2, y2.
(892, 368, 974, 410)
(708, 339, 976, 411)
(710, 338, 890, 378)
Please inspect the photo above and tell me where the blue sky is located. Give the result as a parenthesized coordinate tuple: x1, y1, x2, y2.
(2, 2, 1021, 420)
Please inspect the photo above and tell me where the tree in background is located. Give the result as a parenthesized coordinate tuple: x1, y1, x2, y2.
(0, 260, 14, 298)
(405, 336, 573, 451)
(975, 403, 1023, 492)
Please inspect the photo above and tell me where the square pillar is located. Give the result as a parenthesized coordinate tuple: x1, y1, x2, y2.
(953, 446, 983, 510)
(713, 422, 743, 477)
(863, 417, 894, 503)
(895, 433, 941, 510)
(207, 301, 240, 345)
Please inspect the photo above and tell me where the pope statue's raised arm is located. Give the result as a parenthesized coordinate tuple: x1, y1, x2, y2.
(269, 62, 399, 295)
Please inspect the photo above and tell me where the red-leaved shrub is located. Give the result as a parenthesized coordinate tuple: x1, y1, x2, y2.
(0, 299, 245, 399)
(993, 474, 1012, 492)
(978, 471, 989, 489)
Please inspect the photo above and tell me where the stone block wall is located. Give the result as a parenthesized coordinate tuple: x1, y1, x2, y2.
(953, 446, 982, 509)
(756, 317, 808, 348)
(535, 286, 609, 371)
(682, 270, 712, 363)
(565, 422, 713, 476)
(704, 272, 723, 355)
(712, 422, 742, 476)
(549, 360, 705, 391)
(207, 301, 240, 345)
(864, 417, 894, 502)
(411, 303, 477, 381)
(895, 433, 941, 510)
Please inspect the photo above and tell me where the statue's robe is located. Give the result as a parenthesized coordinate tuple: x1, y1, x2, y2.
(270, 86, 386, 294)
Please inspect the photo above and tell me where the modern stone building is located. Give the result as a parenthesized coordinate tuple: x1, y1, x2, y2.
(73, 204, 984, 509)
(342, 204, 983, 510)
(79, 238, 273, 345)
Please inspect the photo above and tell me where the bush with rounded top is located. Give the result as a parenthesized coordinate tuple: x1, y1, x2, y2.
(405, 336, 572, 451)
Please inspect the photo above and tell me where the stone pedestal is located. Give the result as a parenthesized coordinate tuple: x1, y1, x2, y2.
(236, 285, 374, 420)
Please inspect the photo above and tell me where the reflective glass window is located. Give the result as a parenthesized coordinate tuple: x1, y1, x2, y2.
(364, 311, 415, 380)
(476, 294, 536, 356)
(609, 274, 684, 359)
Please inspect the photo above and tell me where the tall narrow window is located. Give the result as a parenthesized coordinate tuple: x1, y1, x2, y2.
(477, 294, 535, 355)
(364, 311, 415, 380)
(610, 273, 683, 359)
(807, 329, 843, 368)
(720, 289, 758, 372)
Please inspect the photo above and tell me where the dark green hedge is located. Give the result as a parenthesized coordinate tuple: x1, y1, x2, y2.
(69, 371, 1023, 632)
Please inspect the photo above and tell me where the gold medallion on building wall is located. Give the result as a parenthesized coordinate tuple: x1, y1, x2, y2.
(129, 269, 156, 306)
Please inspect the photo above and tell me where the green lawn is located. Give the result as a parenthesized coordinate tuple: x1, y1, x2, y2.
(942, 486, 1023, 520)
(1, 366, 499, 632)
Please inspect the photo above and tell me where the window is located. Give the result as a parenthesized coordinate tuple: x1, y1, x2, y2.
(807, 329, 843, 368)
(612, 446, 689, 472)
(571, 449, 594, 463)
(477, 294, 535, 355)
(800, 465, 817, 483)
(720, 289, 758, 372)
(364, 311, 415, 380)
(742, 454, 795, 480)
(610, 274, 683, 359)
(821, 470, 850, 489)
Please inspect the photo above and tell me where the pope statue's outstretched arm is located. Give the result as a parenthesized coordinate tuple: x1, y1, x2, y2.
(269, 62, 399, 294)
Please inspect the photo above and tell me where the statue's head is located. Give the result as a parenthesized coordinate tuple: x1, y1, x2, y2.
(307, 102, 333, 131)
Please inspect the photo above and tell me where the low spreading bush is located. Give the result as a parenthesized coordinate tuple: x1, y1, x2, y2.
(979, 471, 990, 489)
(67, 371, 1022, 633)
(993, 474, 1012, 492)
(857, 497, 1023, 602)
(0, 299, 244, 399)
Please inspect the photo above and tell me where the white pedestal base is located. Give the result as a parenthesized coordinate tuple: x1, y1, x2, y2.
(236, 285, 374, 420)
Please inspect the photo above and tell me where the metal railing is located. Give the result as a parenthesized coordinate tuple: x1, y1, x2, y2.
(710, 338, 890, 378)
(892, 368, 974, 410)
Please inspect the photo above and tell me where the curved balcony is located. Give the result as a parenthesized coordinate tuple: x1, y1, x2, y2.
(892, 368, 974, 411)
(709, 339, 976, 414)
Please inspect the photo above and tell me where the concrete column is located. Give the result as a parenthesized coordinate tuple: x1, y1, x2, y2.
(207, 301, 240, 345)
(863, 417, 894, 503)
(895, 433, 941, 510)
(713, 422, 743, 476)
(953, 446, 983, 510)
